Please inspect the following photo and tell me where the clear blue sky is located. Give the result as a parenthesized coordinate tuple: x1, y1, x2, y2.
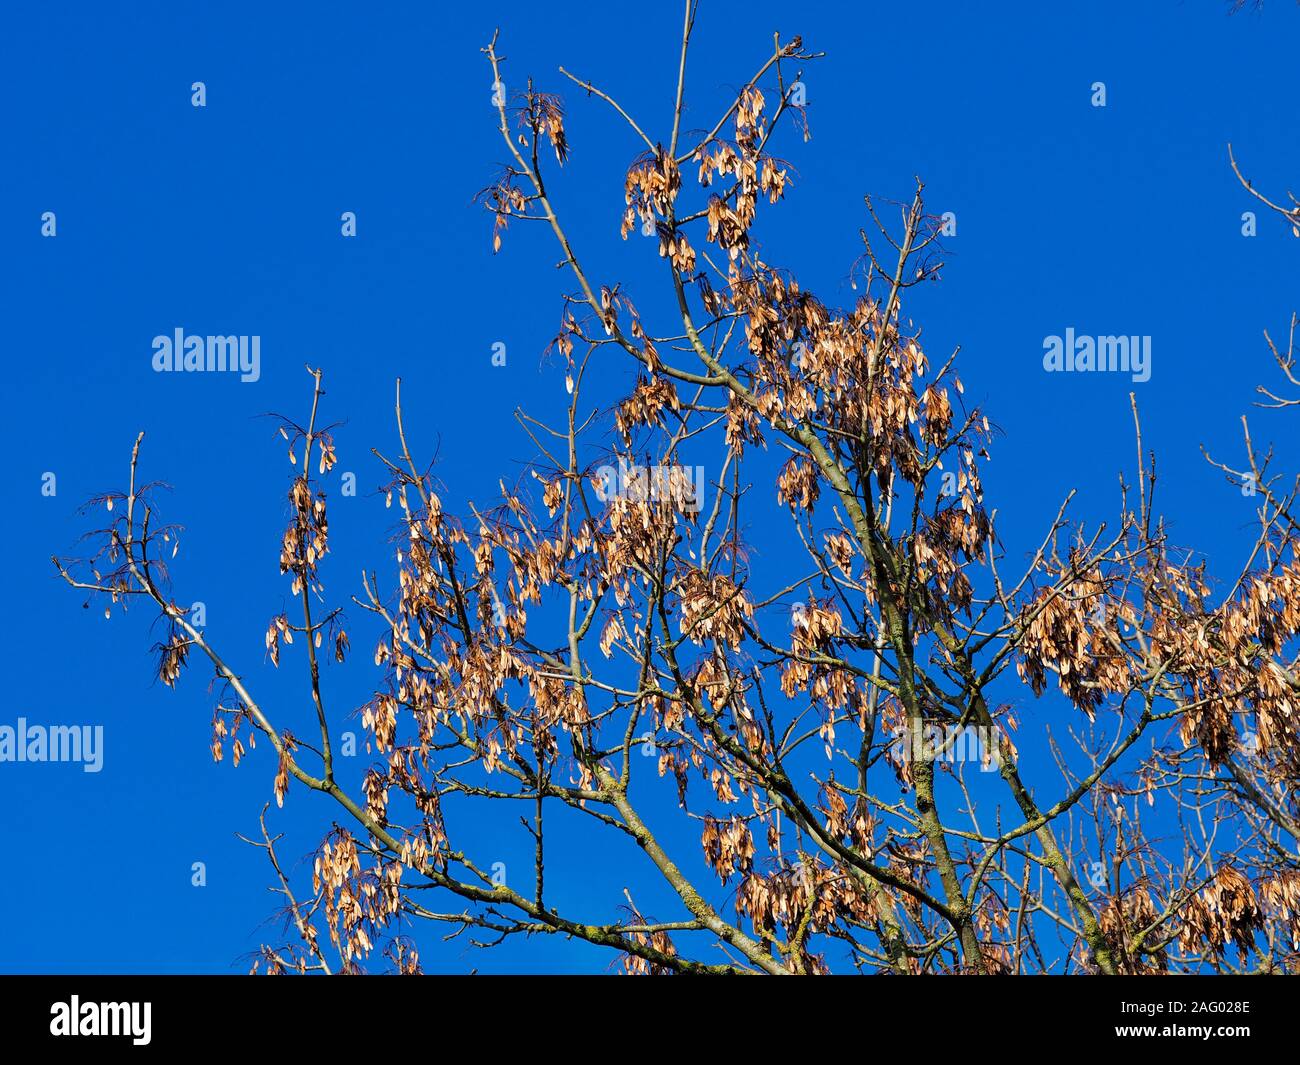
(1, 0, 1297, 973)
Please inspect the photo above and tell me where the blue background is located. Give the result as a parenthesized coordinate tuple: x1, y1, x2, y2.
(1, 0, 1297, 972)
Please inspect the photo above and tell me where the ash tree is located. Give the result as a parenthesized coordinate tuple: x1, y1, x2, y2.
(57, 4, 1300, 974)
